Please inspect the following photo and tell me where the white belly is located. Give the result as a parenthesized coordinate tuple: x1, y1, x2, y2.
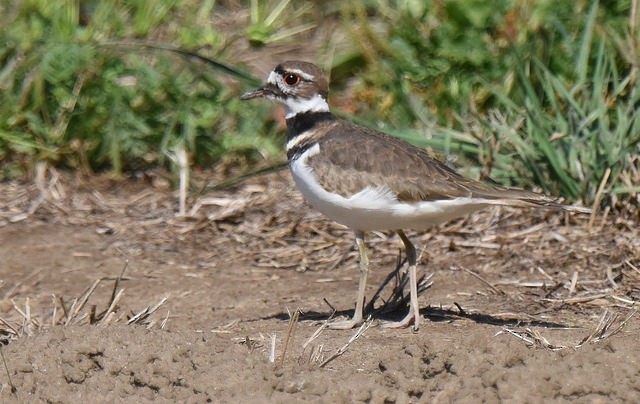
(290, 144, 491, 232)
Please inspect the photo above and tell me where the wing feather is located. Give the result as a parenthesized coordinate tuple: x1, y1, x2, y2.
(306, 119, 556, 205)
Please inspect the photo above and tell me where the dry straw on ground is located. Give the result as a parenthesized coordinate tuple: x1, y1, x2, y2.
(0, 264, 168, 345)
(1, 165, 638, 355)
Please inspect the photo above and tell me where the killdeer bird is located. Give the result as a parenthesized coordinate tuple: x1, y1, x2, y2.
(241, 61, 589, 331)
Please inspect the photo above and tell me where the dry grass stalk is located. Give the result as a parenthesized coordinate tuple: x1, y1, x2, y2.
(319, 316, 372, 368)
(503, 222, 548, 240)
(588, 167, 611, 229)
(454, 240, 501, 249)
(302, 320, 330, 350)
(0, 318, 19, 339)
(0, 346, 16, 394)
(610, 295, 638, 305)
(605, 266, 619, 289)
(278, 308, 301, 367)
(459, 265, 505, 295)
(543, 293, 610, 305)
(90, 262, 129, 325)
(98, 289, 125, 325)
(64, 278, 102, 326)
(306, 344, 325, 365)
(0, 266, 168, 344)
(626, 259, 640, 274)
(50, 294, 58, 327)
(160, 311, 170, 329)
(211, 320, 240, 334)
(536, 266, 554, 281)
(299, 308, 336, 364)
(575, 309, 637, 347)
(494, 280, 555, 287)
(499, 309, 637, 350)
(176, 146, 189, 217)
(569, 271, 579, 295)
(497, 327, 567, 350)
(11, 298, 39, 337)
(269, 333, 277, 363)
(127, 297, 169, 325)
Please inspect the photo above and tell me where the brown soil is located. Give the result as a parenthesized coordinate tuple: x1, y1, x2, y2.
(0, 168, 639, 402)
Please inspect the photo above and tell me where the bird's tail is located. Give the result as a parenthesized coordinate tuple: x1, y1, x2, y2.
(484, 197, 592, 214)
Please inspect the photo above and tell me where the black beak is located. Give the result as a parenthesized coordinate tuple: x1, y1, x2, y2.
(240, 87, 268, 100)
(240, 83, 282, 100)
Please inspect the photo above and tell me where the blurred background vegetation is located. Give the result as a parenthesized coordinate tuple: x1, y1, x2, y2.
(0, 0, 638, 211)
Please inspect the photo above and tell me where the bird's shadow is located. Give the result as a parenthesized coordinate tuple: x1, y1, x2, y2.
(262, 305, 571, 329)
(260, 257, 573, 329)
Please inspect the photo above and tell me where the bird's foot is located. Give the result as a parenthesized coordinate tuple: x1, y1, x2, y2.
(380, 310, 420, 331)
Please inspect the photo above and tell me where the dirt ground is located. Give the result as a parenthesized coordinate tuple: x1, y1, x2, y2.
(0, 167, 639, 403)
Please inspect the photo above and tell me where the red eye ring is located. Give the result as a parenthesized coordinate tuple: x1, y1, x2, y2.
(283, 73, 301, 86)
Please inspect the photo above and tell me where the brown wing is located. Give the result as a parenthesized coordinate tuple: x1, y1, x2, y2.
(307, 119, 556, 205)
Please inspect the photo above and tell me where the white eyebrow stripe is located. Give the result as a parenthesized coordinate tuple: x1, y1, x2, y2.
(284, 68, 315, 81)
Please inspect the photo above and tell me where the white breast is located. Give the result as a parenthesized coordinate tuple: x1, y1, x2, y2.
(289, 144, 493, 232)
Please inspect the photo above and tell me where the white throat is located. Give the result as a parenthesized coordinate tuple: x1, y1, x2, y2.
(282, 94, 329, 119)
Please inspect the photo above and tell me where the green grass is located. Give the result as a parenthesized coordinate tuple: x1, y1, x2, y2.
(0, 0, 278, 178)
(444, 1, 639, 204)
(337, 0, 639, 206)
(0, 0, 637, 210)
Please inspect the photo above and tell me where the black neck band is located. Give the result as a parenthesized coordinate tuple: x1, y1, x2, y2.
(285, 111, 335, 137)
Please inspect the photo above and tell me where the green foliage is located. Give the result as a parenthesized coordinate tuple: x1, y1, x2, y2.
(335, 0, 638, 205)
(1, 0, 637, 209)
(0, 0, 276, 178)
(484, 45, 639, 201)
(341, 0, 631, 125)
(246, 0, 316, 46)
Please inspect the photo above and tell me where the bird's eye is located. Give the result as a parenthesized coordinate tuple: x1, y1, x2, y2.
(283, 73, 301, 86)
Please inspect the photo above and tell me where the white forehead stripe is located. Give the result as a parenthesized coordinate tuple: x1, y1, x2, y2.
(267, 71, 279, 85)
